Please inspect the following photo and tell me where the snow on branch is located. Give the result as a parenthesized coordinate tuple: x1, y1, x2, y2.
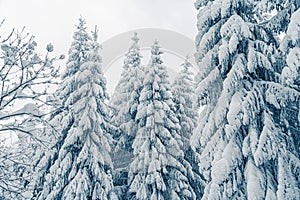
(0, 25, 63, 139)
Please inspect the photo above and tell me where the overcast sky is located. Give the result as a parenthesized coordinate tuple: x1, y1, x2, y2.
(0, 0, 198, 92)
(0, 0, 197, 54)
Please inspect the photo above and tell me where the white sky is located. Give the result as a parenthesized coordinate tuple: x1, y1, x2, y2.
(0, 0, 197, 56)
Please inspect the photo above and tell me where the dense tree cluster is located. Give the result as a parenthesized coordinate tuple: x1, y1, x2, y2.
(0, 0, 299, 199)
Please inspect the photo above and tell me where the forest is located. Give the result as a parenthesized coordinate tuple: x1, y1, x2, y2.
(0, 0, 299, 199)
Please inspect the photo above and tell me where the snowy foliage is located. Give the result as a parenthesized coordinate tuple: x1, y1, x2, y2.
(109, 33, 144, 197)
(128, 41, 196, 200)
(254, 0, 300, 35)
(171, 58, 203, 197)
(171, 57, 197, 150)
(281, 8, 300, 88)
(192, 0, 300, 199)
(32, 19, 117, 199)
(0, 139, 36, 199)
(111, 32, 144, 151)
(31, 18, 92, 199)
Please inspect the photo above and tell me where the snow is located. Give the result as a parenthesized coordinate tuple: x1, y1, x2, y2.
(254, 111, 279, 166)
(286, 9, 300, 45)
(277, 154, 300, 199)
(283, 47, 300, 84)
(12, 103, 40, 115)
(0, 111, 8, 118)
(220, 14, 251, 40)
(245, 159, 265, 199)
(227, 92, 243, 127)
(228, 33, 239, 54)
(221, 0, 231, 18)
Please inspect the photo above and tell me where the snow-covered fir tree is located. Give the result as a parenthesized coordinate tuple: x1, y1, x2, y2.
(31, 17, 92, 198)
(128, 41, 196, 200)
(191, 0, 300, 199)
(171, 57, 197, 151)
(32, 21, 118, 199)
(111, 32, 144, 150)
(110, 32, 144, 197)
(171, 57, 203, 198)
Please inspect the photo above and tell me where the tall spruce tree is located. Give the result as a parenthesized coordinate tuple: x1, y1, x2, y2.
(110, 32, 144, 198)
(128, 41, 196, 200)
(171, 58, 203, 198)
(171, 57, 197, 151)
(31, 17, 92, 198)
(111, 32, 144, 151)
(191, 0, 299, 199)
(32, 20, 117, 200)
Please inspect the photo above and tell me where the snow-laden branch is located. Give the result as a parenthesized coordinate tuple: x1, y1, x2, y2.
(0, 24, 64, 198)
(0, 27, 63, 134)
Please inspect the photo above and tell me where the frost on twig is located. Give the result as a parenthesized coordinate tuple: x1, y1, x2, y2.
(0, 24, 63, 198)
